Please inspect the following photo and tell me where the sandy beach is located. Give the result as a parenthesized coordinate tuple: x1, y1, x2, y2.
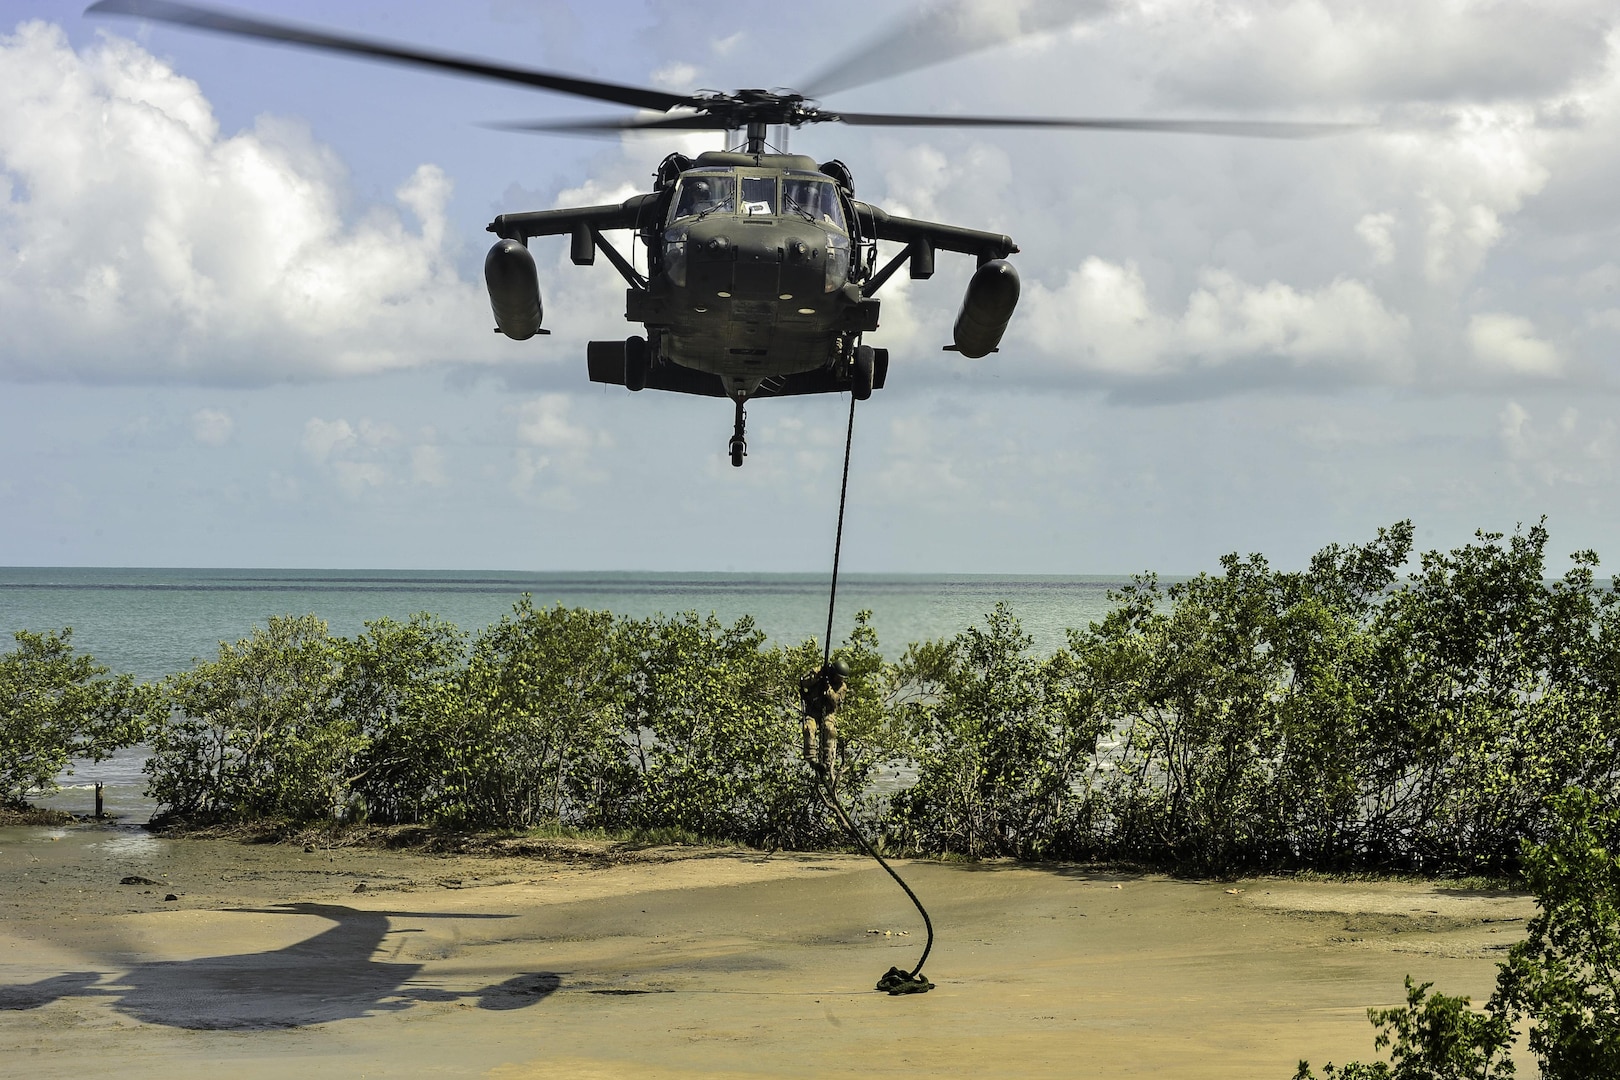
(1, 822, 1533, 1078)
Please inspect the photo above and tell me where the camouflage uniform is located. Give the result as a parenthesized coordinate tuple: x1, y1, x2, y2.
(799, 660, 849, 779)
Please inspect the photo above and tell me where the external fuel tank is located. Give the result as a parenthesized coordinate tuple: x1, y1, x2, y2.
(952, 259, 1020, 358)
(484, 239, 544, 340)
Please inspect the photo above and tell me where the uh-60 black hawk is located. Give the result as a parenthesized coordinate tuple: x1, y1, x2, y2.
(91, 1, 1355, 467)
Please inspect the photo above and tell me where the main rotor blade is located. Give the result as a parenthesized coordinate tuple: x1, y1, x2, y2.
(829, 111, 1367, 139)
(799, 0, 1110, 100)
(86, 0, 691, 114)
(489, 114, 731, 135)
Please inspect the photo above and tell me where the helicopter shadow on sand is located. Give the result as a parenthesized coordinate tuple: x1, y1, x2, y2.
(0, 902, 559, 1029)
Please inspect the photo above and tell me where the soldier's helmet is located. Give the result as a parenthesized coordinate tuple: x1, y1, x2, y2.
(829, 659, 851, 679)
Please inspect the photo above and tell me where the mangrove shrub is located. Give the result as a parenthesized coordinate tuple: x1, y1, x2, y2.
(0, 628, 156, 806)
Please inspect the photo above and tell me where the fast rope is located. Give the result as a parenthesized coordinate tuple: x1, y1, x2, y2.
(815, 390, 936, 996)
(821, 391, 857, 669)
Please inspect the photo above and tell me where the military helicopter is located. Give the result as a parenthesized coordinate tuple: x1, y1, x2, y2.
(89, 0, 1354, 467)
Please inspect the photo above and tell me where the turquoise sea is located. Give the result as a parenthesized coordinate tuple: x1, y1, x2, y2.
(0, 568, 1129, 680)
(2, 567, 1130, 819)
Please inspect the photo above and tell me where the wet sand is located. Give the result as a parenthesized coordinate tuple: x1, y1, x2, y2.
(1, 823, 1533, 1078)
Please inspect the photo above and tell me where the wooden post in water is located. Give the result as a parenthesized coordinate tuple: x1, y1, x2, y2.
(94, 782, 104, 819)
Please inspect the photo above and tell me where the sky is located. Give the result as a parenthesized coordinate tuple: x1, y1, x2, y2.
(2, 0, 1618, 574)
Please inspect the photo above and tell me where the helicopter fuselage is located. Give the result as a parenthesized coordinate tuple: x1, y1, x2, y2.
(486, 149, 1018, 407)
(645, 154, 866, 397)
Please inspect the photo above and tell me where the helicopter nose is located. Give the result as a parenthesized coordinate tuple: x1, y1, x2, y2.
(696, 234, 782, 299)
(733, 235, 781, 266)
(777, 235, 824, 300)
(687, 228, 824, 301)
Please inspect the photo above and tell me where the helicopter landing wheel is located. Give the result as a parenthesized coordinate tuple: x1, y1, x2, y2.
(852, 344, 874, 401)
(729, 397, 748, 467)
(624, 335, 649, 392)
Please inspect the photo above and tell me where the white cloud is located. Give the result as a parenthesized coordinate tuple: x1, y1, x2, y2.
(509, 446, 592, 509)
(1186, 272, 1408, 367)
(1356, 212, 1396, 265)
(190, 408, 233, 446)
(802, 0, 1107, 97)
(551, 177, 645, 211)
(0, 22, 500, 384)
(869, 413, 978, 511)
(331, 459, 388, 496)
(1022, 258, 1409, 384)
(1376, 110, 1552, 286)
(1499, 400, 1616, 486)
(875, 139, 1012, 227)
(299, 414, 407, 494)
(1469, 313, 1562, 377)
(650, 62, 699, 92)
(410, 443, 448, 487)
(855, 1, 1612, 401)
(356, 419, 400, 448)
(302, 417, 357, 462)
(515, 393, 605, 451)
(508, 393, 610, 502)
(1150, 1, 1613, 108)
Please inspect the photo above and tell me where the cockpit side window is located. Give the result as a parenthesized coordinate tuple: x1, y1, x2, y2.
(671, 172, 736, 221)
(782, 177, 847, 232)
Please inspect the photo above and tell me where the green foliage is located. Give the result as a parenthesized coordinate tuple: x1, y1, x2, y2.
(824, 610, 903, 779)
(1081, 558, 1293, 870)
(887, 602, 1108, 858)
(0, 629, 157, 805)
(445, 601, 627, 829)
(341, 613, 467, 825)
(1494, 788, 1620, 1079)
(1294, 976, 1516, 1079)
(118, 519, 1617, 891)
(1062, 519, 1620, 877)
(617, 610, 816, 846)
(1077, 523, 1411, 872)
(1369, 522, 1620, 873)
(149, 614, 348, 822)
(138, 598, 891, 847)
(1295, 790, 1620, 1079)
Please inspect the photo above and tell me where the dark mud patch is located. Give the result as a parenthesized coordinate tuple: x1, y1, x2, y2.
(0, 805, 75, 826)
(144, 820, 749, 866)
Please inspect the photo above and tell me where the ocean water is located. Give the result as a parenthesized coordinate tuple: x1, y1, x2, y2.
(2, 567, 1130, 820)
(0, 568, 1128, 680)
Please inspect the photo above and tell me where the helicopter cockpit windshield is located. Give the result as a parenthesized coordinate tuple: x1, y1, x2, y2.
(671, 172, 736, 221)
(740, 176, 777, 216)
(783, 176, 847, 232)
(669, 172, 846, 231)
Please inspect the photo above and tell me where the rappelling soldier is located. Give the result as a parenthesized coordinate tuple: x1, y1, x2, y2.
(799, 659, 850, 781)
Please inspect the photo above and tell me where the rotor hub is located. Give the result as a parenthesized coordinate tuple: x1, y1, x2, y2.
(688, 89, 818, 130)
